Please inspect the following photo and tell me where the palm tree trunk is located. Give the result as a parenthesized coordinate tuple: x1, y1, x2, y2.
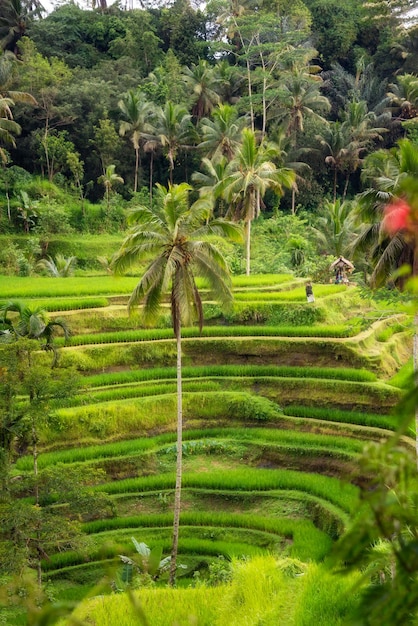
(291, 187, 296, 215)
(6, 191, 10, 221)
(169, 322, 183, 586)
(134, 147, 139, 193)
(33, 418, 39, 507)
(333, 169, 337, 205)
(342, 174, 350, 202)
(245, 219, 251, 276)
(149, 151, 154, 208)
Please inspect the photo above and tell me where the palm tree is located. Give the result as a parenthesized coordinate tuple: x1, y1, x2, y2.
(0, 95, 21, 162)
(112, 182, 242, 586)
(0, 0, 44, 53)
(198, 104, 247, 162)
(317, 121, 352, 203)
(181, 60, 221, 122)
(98, 164, 124, 215)
(276, 70, 331, 138)
(192, 156, 229, 217)
(150, 102, 193, 184)
(118, 90, 151, 193)
(311, 199, 357, 258)
(0, 301, 70, 365)
(387, 73, 418, 121)
(36, 254, 77, 277)
(351, 138, 418, 286)
(221, 128, 295, 275)
(0, 52, 36, 161)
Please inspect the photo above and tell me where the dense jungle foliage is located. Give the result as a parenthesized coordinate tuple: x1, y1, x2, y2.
(1, 0, 418, 282)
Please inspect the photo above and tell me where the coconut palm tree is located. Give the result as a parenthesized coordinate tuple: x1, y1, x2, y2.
(387, 73, 418, 121)
(351, 138, 418, 286)
(118, 90, 151, 193)
(150, 102, 193, 184)
(0, 301, 70, 365)
(276, 70, 331, 138)
(0, 95, 21, 162)
(192, 156, 229, 218)
(98, 164, 124, 215)
(221, 128, 295, 275)
(198, 103, 247, 162)
(311, 199, 357, 258)
(112, 182, 242, 586)
(181, 60, 221, 122)
(0, 0, 44, 53)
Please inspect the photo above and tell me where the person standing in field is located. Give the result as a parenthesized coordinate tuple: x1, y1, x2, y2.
(305, 281, 315, 303)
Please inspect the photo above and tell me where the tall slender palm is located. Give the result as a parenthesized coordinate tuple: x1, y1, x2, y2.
(98, 164, 124, 214)
(118, 90, 151, 193)
(317, 121, 352, 204)
(112, 183, 242, 586)
(150, 102, 193, 185)
(198, 103, 247, 162)
(221, 128, 295, 275)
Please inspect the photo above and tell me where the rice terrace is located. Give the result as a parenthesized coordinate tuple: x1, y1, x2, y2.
(2, 0, 418, 618)
(0, 267, 414, 625)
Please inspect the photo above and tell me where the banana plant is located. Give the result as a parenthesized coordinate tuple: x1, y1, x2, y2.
(118, 537, 185, 585)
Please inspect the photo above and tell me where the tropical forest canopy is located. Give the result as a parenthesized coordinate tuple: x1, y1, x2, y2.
(1, 0, 418, 281)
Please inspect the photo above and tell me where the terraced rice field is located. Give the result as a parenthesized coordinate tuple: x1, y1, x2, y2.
(3, 274, 413, 602)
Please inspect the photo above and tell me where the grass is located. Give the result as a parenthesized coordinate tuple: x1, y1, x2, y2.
(16, 426, 365, 470)
(24, 297, 109, 311)
(42, 385, 401, 445)
(55, 323, 360, 347)
(0, 274, 297, 299)
(282, 405, 400, 431)
(56, 556, 361, 626)
(44, 517, 331, 575)
(81, 364, 377, 388)
(92, 468, 359, 514)
(233, 284, 347, 301)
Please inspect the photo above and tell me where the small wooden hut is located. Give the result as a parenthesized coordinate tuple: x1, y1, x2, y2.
(330, 256, 355, 284)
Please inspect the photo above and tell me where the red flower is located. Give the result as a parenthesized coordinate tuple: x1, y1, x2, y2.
(383, 198, 412, 235)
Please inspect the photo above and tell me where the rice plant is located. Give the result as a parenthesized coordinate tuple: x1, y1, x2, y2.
(54, 323, 359, 347)
(18, 425, 364, 471)
(81, 364, 377, 389)
(92, 468, 359, 514)
(283, 405, 399, 431)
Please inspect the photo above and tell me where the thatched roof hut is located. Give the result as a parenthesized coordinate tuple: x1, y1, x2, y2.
(330, 256, 355, 272)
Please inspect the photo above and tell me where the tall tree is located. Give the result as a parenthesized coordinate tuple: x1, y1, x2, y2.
(150, 101, 193, 184)
(181, 60, 220, 122)
(221, 128, 295, 275)
(118, 89, 151, 193)
(311, 199, 357, 258)
(112, 182, 242, 585)
(198, 103, 247, 162)
(98, 164, 124, 215)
